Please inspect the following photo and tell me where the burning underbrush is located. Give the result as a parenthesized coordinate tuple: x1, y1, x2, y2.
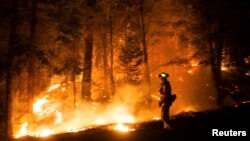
(13, 83, 163, 138)
(13, 66, 217, 138)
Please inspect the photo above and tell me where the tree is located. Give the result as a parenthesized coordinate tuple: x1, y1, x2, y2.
(81, 0, 96, 101)
(51, 0, 82, 108)
(5, 0, 18, 138)
(119, 35, 143, 84)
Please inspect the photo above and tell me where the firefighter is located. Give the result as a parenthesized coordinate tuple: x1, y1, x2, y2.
(158, 72, 176, 129)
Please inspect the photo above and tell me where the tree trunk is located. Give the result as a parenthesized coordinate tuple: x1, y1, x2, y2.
(139, 0, 151, 105)
(214, 15, 224, 106)
(27, 0, 38, 132)
(5, 0, 18, 138)
(72, 41, 80, 109)
(102, 32, 109, 98)
(108, 10, 115, 97)
(207, 22, 224, 105)
(81, 32, 93, 101)
(72, 73, 77, 109)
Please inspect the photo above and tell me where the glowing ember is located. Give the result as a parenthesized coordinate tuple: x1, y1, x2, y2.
(221, 66, 228, 71)
(187, 69, 193, 74)
(178, 77, 184, 82)
(113, 123, 135, 132)
(190, 60, 199, 67)
(67, 128, 86, 133)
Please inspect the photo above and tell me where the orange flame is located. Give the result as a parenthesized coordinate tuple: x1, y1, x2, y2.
(113, 123, 135, 132)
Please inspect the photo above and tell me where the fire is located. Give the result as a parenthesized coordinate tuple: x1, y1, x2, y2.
(13, 82, 167, 138)
(95, 118, 106, 125)
(153, 117, 161, 120)
(116, 114, 135, 123)
(33, 97, 48, 114)
(47, 84, 61, 92)
(113, 123, 135, 132)
(36, 130, 54, 137)
(14, 93, 138, 138)
(15, 122, 28, 138)
(187, 60, 200, 75)
(190, 60, 199, 67)
(54, 111, 63, 124)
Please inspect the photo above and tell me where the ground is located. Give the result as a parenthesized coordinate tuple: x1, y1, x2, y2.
(12, 102, 250, 141)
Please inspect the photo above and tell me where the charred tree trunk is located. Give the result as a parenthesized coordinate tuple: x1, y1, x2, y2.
(81, 0, 96, 101)
(5, 0, 18, 138)
(207, 23, 224, 106)
(214, 12, 224, 106)
(203, 1, 225, 106)
(27, 0, 38, 132)
(30, 0, 37, 40)
(108, 6, 115, 96)
(81, 31, 93, 101)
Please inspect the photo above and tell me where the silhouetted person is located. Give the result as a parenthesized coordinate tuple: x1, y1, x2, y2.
(158, 72, 176, 128)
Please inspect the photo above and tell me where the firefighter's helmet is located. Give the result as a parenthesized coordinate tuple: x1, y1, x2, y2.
(159, 72, 169, 78)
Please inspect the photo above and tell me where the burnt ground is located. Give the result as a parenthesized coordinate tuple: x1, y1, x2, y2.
(12, 102, 250, 141)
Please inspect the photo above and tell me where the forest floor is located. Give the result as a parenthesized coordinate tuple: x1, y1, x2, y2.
(12, 101, 250, 141)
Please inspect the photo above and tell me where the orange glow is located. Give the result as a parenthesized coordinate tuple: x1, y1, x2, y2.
(221, 66, 228, 71)
(47, 84, 61, 92)
(153, 117, 161, 120)
(13, 71, 210, 138)
(178, 77, 184, 82)
(33, 97, 48, 114)
(95, 118, 106, 125)
(113, 123, 135, 132)
(180, 106, 196, 113)
(15, 122, 28, 138)
(190, 60, 199, 67)
(187, 69, 193, 74)
(54, 111, 63, 124)
(36, 129, 54, 137)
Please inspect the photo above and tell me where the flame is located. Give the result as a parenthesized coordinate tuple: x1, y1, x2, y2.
(47, 84, 61, 92)
(37, 129, 54, 137)
(14, 79, 199, 138)
(113, 123, 135, 132)
(221, 66, 228, 71)
(153, 117, 161, 120)
(15, 94, 138, 137)
(116, 114, 135, 123)
(54, 111, 63, 124)
(15, 122, 28, 138)
(95, 118, 106, 125)
(33, 97, 48, 114)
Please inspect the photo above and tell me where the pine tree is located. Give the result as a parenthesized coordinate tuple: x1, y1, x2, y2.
(119, 35, 143, 84)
